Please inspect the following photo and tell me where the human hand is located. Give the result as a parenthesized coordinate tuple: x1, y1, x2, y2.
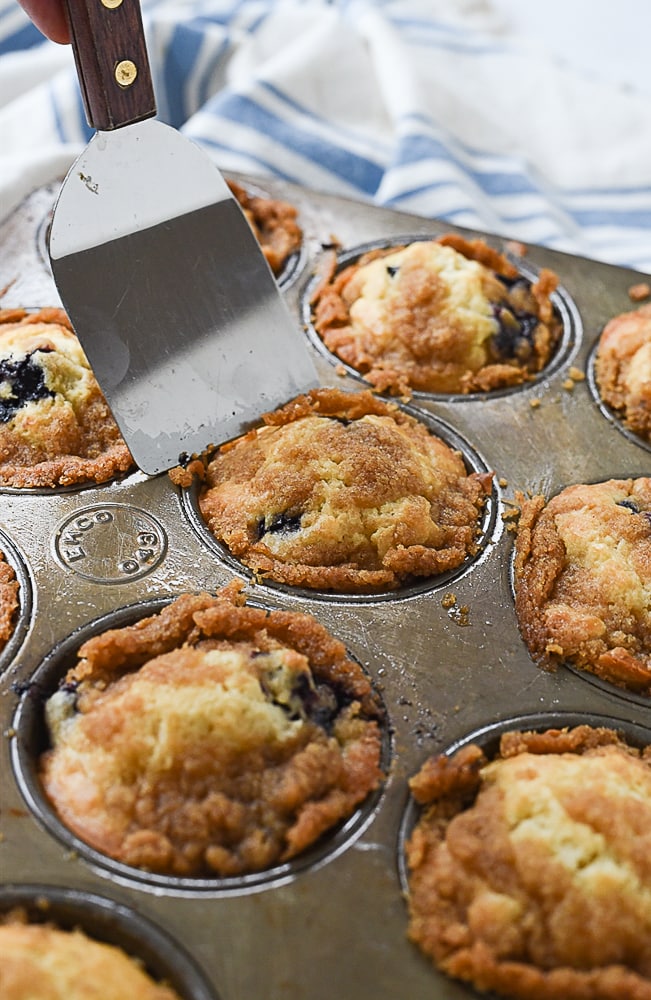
(18, 0, 70, 43)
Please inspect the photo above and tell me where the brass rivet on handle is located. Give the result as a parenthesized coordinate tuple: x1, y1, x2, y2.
(101, 0, 123, 8)
(115, 59, 138, 88)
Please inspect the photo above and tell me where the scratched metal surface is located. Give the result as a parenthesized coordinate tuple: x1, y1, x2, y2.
(1, 177, 650, 1000)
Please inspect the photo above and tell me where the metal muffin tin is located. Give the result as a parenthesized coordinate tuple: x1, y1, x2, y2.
(1, 176, 650, 1000)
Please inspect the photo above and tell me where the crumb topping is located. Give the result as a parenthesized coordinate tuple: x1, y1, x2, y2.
(514, 478, 651, 692)
(0, 921, 181, 999)
(311, 236, 561, 395)
(595, 303, 651, 442)
(407, 726, 651, 1000)
(194, 388, 492, 592)
(40, 583, 384, 876)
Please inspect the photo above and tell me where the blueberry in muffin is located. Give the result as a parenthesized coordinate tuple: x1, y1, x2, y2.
(0, 307, 134, 488)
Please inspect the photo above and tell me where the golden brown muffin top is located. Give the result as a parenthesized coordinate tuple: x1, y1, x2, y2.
(40, 581, 384, 877)
(311, 235, 561, 395)
(406, 725, 651, 1000)
(227, 180, 302, 276)
(0, 545, 19, 652)
(188, 388, 492, 592)
(595, 302, 651, 442)
(0, 308, 134, 488)
(514, 477, 651, 692)
(0, 920, 182, 1000)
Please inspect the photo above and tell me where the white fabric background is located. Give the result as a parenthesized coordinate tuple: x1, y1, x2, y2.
(1, 0, 650, 273)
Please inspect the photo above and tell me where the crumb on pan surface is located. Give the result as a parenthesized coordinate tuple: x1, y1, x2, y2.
(310, 235, 561, 396)
(629, 283, 651, 303)
(0, 917, 181, 1000)
(40, 580, 385, 877)
(189, 387, 493, 592)
(595, 303, 651, 442)
(406, 725, 651, 1000)
(0, 307, 134, 488)
(227, 180, 302, 276)
(0, 546, 19, 651)
(514, 478, 651, 693)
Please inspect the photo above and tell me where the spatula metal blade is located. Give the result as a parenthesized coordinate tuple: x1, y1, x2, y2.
(49, 119, 318, 476)
(48, 0, 318, 476)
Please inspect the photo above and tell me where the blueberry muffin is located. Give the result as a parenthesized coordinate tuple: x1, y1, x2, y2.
(228, 179, 302, 276)
(406, 725, 651, 1000)
(595, 303, 651, 443)
(514, 478, 651, 693)
(186, 388, 492, 592)
(0, 308, 134, 488)
(40, 581, 384, 877)
(0, 918, 181, 999)
(311, 234, 561, 396)
(0, 545, 19, 654)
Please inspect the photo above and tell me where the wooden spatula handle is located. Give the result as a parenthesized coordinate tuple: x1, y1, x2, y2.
(63, 0, 156, 131)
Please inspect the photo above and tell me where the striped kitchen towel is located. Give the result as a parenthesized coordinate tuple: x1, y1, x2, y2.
(1, 0, 650, 273)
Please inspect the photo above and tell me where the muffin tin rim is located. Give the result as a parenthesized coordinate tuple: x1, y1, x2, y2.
(0, 467, 153, 496)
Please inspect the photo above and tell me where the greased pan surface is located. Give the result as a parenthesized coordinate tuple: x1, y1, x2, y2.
(1, 177, 650, 1000)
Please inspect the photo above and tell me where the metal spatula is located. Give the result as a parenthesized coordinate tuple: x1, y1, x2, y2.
(48, 0, 317, 476)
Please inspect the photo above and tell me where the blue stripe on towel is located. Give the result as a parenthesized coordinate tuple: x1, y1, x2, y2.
(568, 206, 651, 228)
(0, 20, 42, 54)
(210, 93, 385, 194)
(259, 81, 393, 158)
(162, 24, 205, 127)
(392, 134, 537, 197)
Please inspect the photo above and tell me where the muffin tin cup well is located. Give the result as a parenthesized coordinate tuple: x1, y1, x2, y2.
(301, 234, 582, 401)
(585, 336, 651, 456)
(0, 529, 33, 675)
(178, 403, 501, 606)
(0, 468, 150, 497)
(507, 478, 651, 710)
(10, 596, 392, 897)
(397, 708, 651, 897)
(0, 883, 218, 1000)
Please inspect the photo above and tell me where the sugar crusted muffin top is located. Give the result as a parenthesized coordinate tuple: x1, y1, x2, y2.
(185, 388, 492, 592)
(514, 477, 651, 693)
(40, 581, 384, 877)
(0, 308, 134, 488)
(406, 725, 651, 1000)
(228, 179, 302, 277)
(0, 919, 181, 1000)
(311, 235, 561, 396)
(595, 302, 651, 442)
(0, 545, 19, 654)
